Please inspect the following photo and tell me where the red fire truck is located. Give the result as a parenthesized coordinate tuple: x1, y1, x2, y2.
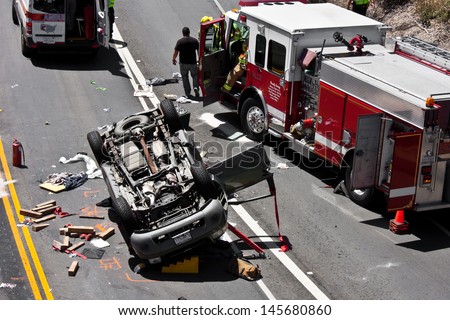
(198, 1, 450, 213)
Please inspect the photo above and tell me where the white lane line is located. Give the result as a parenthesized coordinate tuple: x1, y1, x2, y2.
(112, 26, 158, 111)
(231, 203, 330, 300)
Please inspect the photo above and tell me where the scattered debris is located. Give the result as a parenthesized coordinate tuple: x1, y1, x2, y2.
(68, 261, 79, 276)
(103, 108, 110, 113)
(90, 238, 110, 248)
(276, 162, 289, 170)
(67, 241, 85, 252)
(11, 84, 19, 89)
(227, 257, 262, 281)
(79, 214, 105, 220)
(97, 227, 115, 240)
(32, 223, 50, 232)
(134, 84, 154, 97)
(34, 214, 56, 224)
(59, 153, 102, 179)
(163, 93, 178, 100)
(0, 283, 17, 289)
(146, 77, 179, 86)
(176, 96, 199, 104)
(81, 247, 105, 259)
(96, 87, 107, 91)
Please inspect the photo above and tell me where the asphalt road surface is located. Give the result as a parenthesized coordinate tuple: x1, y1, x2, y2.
(1, 0, 450, 301)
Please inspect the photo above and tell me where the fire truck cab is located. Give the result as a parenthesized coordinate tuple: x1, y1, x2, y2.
(12, 0, 110, 57)
(198, 1, 450, 213)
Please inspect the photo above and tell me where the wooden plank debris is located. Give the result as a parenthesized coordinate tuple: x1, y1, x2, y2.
(34, 205, 58, 215)
(98, 227, 115, 240)
(67, 226, 95, 234)
(39, 183, 65, 193)
(34, 199, 57, 208)
(68, 261, 79, 276)
(79, 214, 105, 220)
(34, 214, 56, 224)
(67, 241, 85, 252)
(20, 209, 43, 219)
(32, 223, 49, 232)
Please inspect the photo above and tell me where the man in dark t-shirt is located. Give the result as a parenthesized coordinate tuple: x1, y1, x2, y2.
(172, 27, 200, 98)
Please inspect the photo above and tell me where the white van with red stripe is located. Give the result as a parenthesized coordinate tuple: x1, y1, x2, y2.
(12, 0, 110, 57)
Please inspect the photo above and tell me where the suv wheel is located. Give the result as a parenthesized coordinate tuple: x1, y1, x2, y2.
(87, 130, 106, 165)
(191, 161, 218, 201)
(113, 196, 139, 235)
(160, 99, 183, 134)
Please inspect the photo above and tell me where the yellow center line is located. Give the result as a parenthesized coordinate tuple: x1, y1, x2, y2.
(0, 138, 54, 300)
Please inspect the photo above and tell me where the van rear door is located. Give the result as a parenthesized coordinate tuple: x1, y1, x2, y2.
(31, 1, 65, 45)
(95, 0, 109, 47)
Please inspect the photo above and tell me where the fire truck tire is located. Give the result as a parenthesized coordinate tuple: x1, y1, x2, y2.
(241, 98, 267, 142)
(12, 2, 19, 25)
(345, 163, 375, 208)
(160, 99, 183, 134)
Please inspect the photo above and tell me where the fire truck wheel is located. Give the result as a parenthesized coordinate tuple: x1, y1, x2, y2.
(241, 98, 267, 142)
(345, 163, 375, 208)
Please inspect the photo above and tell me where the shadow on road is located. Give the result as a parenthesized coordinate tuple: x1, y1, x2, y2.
(29, 46, 129, 78)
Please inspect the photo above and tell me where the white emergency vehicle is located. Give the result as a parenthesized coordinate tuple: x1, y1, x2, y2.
(12, 0, 110, 57)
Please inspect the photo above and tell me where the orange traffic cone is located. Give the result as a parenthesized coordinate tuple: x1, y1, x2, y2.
(389, 210, 409, 234)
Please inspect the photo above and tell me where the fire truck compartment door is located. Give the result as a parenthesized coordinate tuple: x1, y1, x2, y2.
(199, 18, 227, 106)
(387, 132, 421, 211)
(352, 114, 382, 189)
(95, 0, 109, 48)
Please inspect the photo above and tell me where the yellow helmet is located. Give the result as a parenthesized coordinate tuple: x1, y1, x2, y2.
(200, 16, 213, 23)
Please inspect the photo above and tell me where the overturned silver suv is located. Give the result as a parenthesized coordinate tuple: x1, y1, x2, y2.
(87, 100, 228, 261)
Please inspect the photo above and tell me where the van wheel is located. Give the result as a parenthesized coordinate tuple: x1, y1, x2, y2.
(160, 99, 183, 134)
(12, 2, 19, 25)
(21, 31, 35, 58)
(241, 97, 267, 142)
(344, 158, 375, 208)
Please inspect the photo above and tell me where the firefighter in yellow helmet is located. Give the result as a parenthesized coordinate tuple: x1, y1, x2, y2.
(199, 15, 220, 52)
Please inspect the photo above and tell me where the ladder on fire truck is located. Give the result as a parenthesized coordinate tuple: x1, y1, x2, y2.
(395, 36, 450, 73)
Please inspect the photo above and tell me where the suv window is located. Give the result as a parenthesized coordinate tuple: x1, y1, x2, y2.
(268, 40, 286, 75)
(255, 35, 266, 67)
